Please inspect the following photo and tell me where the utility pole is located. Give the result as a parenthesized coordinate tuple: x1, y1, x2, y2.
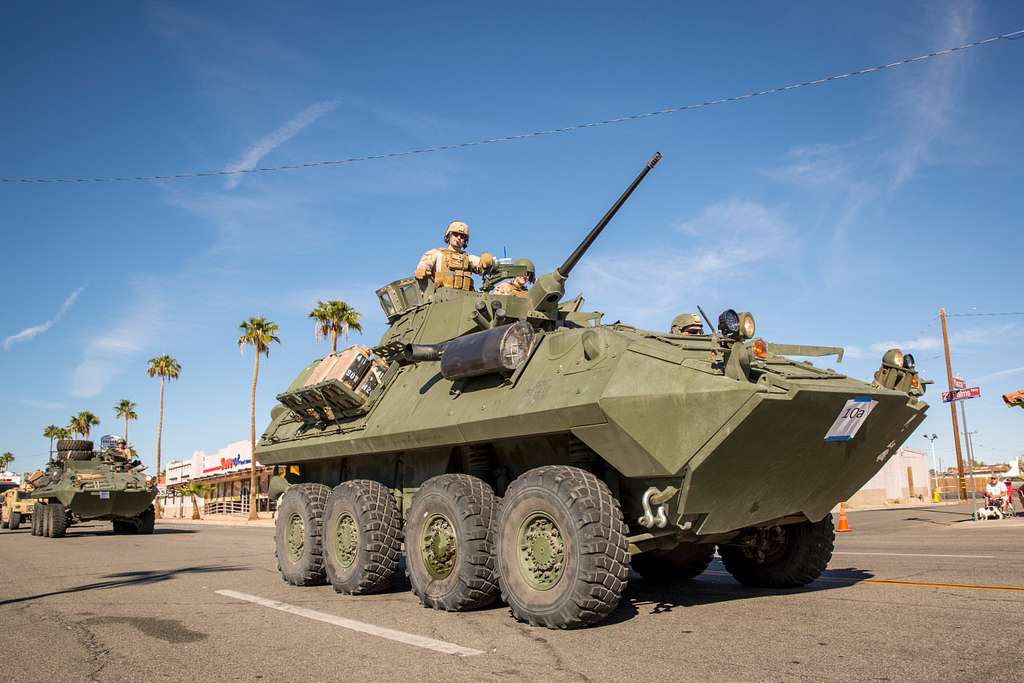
(924, 433, 939, 499)
(939, 308, 968, 500)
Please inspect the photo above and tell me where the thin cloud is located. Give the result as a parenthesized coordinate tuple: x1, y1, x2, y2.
(973, 366, 1024, 384)
(576, 198, 793, 328)
(71, 280, 163, 398)
(222, 100, 339, 190)
(12, 398, 66, 411)
(3, 287, 85, 351)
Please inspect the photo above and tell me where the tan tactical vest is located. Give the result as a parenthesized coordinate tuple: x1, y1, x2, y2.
(436, 249, 474, 290)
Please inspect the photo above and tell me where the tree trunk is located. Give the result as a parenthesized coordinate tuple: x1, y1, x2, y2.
(248, 352, 260, 520)
(191, 493, 201, 520)
(156, 376, 164, 519)
(124, 416, 129, 443)
(331, 330, 337, 354)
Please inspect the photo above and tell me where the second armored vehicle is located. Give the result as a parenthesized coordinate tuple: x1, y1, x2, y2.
(257, 153, 929, 628)
(30, 437, 157, 538)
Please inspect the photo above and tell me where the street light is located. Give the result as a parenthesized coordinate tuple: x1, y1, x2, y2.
(924, 434, 940, 500)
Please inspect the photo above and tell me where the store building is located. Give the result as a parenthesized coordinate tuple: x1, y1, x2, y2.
(162, 440, 276, 517)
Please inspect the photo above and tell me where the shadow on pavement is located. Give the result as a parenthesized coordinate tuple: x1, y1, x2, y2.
(0, 564, 245, 607)
(62, 527, 197, 537)
(603, 561, 874, 625)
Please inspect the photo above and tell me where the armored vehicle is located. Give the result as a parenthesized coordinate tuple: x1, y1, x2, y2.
(258, 153, 929, 628)
(29, 438, 157, 538)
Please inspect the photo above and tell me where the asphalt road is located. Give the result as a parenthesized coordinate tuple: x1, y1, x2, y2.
(1, 503, 1021, 682)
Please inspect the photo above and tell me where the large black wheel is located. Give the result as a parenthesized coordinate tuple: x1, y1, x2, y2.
(56, 439, 92, 452)
(112, 520, 135, 535)
(322, 480, 402, 595)
(496, 465, 630, 629)
(63, 450, 94, 461)
(31, 504, 43, 536)
(40, 503, 51, 537)
(275, 483, 331, 586)
(718, 516, 835, 588)
(48, 503, 68, 538)
(137, 506, 155, 534)
(9, 511, 22, 531)
(1, 512, 8, 529)
(632, 543, 715, 583)
(405, 474, 499, 611)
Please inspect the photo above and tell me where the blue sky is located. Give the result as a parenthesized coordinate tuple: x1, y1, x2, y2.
(2, 1, 1022, 474)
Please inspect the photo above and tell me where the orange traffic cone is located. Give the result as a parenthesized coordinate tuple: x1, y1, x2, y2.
(836, 502, 851, 532)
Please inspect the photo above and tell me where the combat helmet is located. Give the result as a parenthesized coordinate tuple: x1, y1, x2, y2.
(514, 258, 536, 283)
(671, 312, 704, 334)
(444, 220, 470, 244)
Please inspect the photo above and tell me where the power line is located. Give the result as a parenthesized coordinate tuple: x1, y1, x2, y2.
(2, 27, 1022, 185)
(946, 312, 1024, 318)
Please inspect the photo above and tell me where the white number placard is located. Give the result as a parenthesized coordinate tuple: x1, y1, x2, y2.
(99, 491, 110, 500)
(824, 396, 878, 442)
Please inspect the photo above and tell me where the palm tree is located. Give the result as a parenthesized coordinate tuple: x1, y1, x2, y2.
(43, 424, 62, 458)
(179, 480, 213, 520)
(0, 452, 13, 472)
(309, 300, 362, 354)
(69, 411, 100, 439)
(114, 399, 138, 443)
(147, 355, 182, 519)
(239, 316, 280, 521)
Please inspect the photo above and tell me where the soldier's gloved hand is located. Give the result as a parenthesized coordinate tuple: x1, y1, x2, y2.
(479, 252, 495, 270)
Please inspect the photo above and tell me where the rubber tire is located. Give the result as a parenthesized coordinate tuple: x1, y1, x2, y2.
(137, 506, 155, 534)
(496, 465, 630, 629)
(112, 520, 135, 534)
(48, 503, 68, 538)
(56, 439, 93, 452)
(322, 480, 402, 595)
(1, 513, 8, 529)
(718, 515, 835, 588)
(31, 504, 42, 536)
(405, 474, 500, 611)
(275, 483, 331, 586)
(9, 511, 21, 531)
(62, 450, 93, 461)
(632, 543, 716, 583)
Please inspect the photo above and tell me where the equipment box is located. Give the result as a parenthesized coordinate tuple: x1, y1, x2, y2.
(304, 346, 372, 390)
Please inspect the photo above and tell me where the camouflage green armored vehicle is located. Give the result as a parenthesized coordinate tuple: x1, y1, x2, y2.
(258, 153, 929, 629)
(30, 436, 157, 538)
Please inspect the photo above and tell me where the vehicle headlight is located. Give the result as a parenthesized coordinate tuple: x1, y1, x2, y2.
(882, 348, 904, 368)
(902, 353, 916, 370)
(717, 309, 740, 337)
(737, 312, 756, 340)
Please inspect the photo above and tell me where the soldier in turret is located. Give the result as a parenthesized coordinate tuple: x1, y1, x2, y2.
(671, 312, 704, 336)
(415, 221, 495, 291)
(494, 258, 535, 297)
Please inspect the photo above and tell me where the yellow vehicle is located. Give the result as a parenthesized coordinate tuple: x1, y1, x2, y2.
(2, 474, 42, 530)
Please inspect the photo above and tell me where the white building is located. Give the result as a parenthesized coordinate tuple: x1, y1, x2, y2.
(162, 440, 274, 517)
(847, 447, 930, 507)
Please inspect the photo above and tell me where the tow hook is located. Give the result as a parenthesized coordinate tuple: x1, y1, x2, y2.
(638, 486, 678, 529)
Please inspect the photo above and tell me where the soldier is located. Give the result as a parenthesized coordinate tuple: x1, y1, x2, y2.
(494, 258, 535, 297)
(415, 221, 494, 291)
(671, 313, 704, 336)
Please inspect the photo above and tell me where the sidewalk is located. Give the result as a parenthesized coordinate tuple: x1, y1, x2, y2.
(157, 514, 276, 528)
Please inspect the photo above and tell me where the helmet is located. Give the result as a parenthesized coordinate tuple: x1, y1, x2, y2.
(514, 258, 536, 282)
(671, 313, 703, 333)
(444, 221, 470, 244)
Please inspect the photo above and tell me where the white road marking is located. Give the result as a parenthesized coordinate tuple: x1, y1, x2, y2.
(831, 551, 994, 559)
(216, 589, 484, 657)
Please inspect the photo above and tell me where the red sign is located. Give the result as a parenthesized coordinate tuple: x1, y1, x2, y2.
(941, 386, 981, 403)
(953, 376, 967, 390)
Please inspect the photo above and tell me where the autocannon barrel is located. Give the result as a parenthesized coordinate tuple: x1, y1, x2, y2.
(557, 151, 661, 278)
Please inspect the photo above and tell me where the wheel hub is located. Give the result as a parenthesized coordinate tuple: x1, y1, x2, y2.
(421, 513, 457, 579)
(518, 512, 566, 590)
(285, 512, 305, 562)
(334, 513, 358, 568)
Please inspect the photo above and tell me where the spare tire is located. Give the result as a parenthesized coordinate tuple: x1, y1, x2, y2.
(56, 439, 93, 452)
(63, 450, 94, 461)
